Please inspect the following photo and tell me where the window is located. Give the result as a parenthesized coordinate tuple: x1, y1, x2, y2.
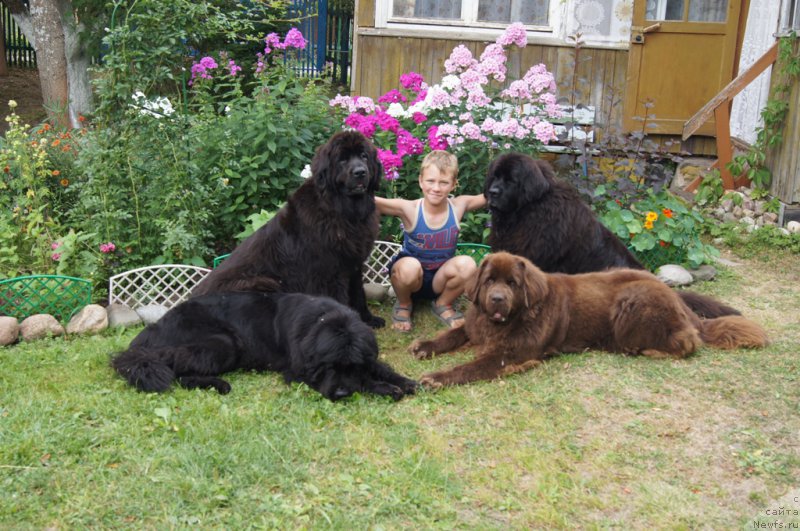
(645, 0, 728, 22)
(780, 0, 800, 31)
(390, 0, 549, 26)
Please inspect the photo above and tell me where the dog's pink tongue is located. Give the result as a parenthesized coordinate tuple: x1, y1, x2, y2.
(493, 312, 503, 321)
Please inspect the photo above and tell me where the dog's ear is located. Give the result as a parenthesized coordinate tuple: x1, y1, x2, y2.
(364, 139, 383, 193)
(466, 258, 489, 305)
(518, 157, 554, 202)
(310, 134, 336, 192)
(518, 257, 548, 310)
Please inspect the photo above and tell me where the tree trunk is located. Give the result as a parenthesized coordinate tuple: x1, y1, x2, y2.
(0, 20, 8, 76)
(29, 0, 69, 127)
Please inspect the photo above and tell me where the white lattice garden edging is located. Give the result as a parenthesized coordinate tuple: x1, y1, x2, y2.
(108, 265, 211, 310)
(363, 240, 402, 287)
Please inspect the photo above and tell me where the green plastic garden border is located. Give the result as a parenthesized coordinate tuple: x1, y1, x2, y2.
(0, 275, 92, 322)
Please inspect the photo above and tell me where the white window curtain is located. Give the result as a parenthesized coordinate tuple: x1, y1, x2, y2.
(392, 0, 549, 24)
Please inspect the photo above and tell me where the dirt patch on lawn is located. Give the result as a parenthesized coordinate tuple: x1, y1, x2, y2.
(0, 66, 46, 133)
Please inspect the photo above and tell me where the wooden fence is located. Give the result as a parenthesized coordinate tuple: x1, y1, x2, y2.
(1, 3, 36, 67)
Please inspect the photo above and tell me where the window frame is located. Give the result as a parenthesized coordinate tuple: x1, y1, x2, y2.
(375, 0, 562, 37)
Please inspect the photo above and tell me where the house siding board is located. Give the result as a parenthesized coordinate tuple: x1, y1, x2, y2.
(767, 72, 800, 204)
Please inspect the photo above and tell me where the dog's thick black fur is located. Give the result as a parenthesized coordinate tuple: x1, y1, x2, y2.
(111, 292, 417, 401)
(485, 152, 740, 319)
(192, 131, 385, 328)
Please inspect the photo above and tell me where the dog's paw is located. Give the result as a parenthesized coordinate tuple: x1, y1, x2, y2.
(367, 315, 386, 329)
(214, 381, 232, 394)
(409, 340, 434, 359)
(419, 375, 444, 390)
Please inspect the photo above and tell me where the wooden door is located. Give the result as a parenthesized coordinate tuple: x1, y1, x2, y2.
(623, 0, 746, 135)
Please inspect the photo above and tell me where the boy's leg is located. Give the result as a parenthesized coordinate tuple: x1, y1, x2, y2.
(390, 257, 423, 332)
(431, 255, 476, 327)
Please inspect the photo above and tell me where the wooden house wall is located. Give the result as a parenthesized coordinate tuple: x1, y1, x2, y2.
(767, 41, 800, 205)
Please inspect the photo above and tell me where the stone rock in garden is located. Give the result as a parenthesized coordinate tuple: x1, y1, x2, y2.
(688, 265, 717, 282)
(20, 314, 65, 341)
(106, 303, 142, 328)
(742, 198, 755, 211)
(787, 221, 800, 234)
(136, 304, 168, 324)
(363, 282, 388, 302)
(721, 199, 734, 212)
(387, 286, 396, 299)
(722, 212, 738, 224)
(66, 304, 109, 335)
(740, 216, 756, 232)
(733, 206, 744, 218)
(755, 201, 766, 215)
(0, 316, 20, 346)
(656, 264, 694, 287)
(779, 227, 791, 236)
(763, 212, 778, 225)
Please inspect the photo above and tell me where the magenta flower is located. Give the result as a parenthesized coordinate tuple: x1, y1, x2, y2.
(228, 60, 242, 76)
(444, 45, 477, 74)
(100, 242, 117, 254)
(377, 149, 403, 178)
(427, 126, 449, 150)
(189, 56, 218, 85)
(344, 113, 376, 138)
(400, 72, 424, 92)
(264, 33, 282, 54)
(283, 28, 307, 50)
(51, 253, 61, 261)
(396, 129, 424, 156)
(411, 112, 427, 124)
(374, 110, 400, 133)
(378, 89, 407, 104)
(51, 242, 61, 250)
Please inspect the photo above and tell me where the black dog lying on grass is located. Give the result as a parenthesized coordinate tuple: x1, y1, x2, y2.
(111, 291, 417, 401)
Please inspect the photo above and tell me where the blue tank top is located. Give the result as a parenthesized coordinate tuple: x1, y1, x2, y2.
(402, 199, 460, 270)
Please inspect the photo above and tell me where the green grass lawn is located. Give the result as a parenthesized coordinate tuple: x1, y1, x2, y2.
(2, 248, 799, 528)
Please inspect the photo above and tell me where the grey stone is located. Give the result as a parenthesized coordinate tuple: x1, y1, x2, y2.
(721, 199, 734, 212)
(106, 303, 142, 328)
(136, 304, 168, 324)
(688, 265, 717, 282)
(20, 314, 65, 341)
(66, 304, 109, 335)
(656, 264, 694, 287)
(363, 283, 389, 302)
(763, 212, 779, 224)
(0, 316, 20, 346)
(787, 221, 800, 234)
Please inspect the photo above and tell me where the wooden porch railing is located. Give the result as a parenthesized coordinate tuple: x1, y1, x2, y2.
(681, 41, 779, 192)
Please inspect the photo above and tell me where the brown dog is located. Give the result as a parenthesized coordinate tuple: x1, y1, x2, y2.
(411, 252, 768, 387)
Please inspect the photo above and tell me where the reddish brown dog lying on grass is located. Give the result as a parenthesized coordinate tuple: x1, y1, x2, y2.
(411, 252, 768, 388)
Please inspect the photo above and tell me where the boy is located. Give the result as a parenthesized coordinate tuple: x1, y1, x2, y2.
(376, 151, 486, 332)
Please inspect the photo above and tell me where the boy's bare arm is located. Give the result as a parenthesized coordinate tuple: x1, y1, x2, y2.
(375, 196, 416, 227)
(452, 194, 487, 218)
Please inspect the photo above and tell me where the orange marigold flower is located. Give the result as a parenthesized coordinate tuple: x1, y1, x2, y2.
(644, 220, 654, 230)
(52, 139, 61, 147)
(60, 178, 69, 187)
(645, 211, 658, 222)
(62, 145, 71, 152)
(659, 240, 668, 247)
(3, 165, 9, 173)
(52, 170, 61, 176)
(43, 123, 51, 131)
(78, 115, 86, 122)
(662, 208, 673, 218)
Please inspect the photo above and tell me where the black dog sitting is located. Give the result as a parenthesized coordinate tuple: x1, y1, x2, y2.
(111, 292, 417, 401)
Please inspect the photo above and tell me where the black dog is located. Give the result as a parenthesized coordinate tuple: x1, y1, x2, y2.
(111, 292, 417, 401)
(192, 131, 385, 328)
(485, 152, 739, 319)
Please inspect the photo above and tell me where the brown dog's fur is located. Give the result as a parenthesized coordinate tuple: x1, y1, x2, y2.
(411, 252, 768, 387)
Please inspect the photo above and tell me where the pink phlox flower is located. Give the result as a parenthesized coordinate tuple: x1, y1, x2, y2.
(411, 111, 428, 124)
(344, 113, 376, 138)
(51, 242, 61, 250)
(459, 122, 483, 141)
(523, 64, 557, 93)
(502, 79, 533, 100)
(521, 115, 542, 129)
(283, 28, 307, 50)
(478, 44, 507, 81)
(459, 112, 473, 122)
(411, 89, 428, 105)
(466, 88, 491, 109)
(375, 109, 400, 133)
(491, 118, 522, 138)
(427, 126, 449, 150)
(377, 149, 403, 178)
(51, 253, 61, 261)
(424, 85, 455, 110)
(378, 89, 407, 104)
(444, 45, 477, 74)
(396, 129, 424, 156)
(533, 121, 557, 143)
(459, 69, 489, 92)
(189, 56, 218, 84)
(264, 33, 282, 54)
(400, 72, 425, 92)
(228, 60, 242, 76)
(352, 96, 376, 113)
(481, 117, 497, 132)
(100, 242, 116, 254)
(496, 22, 528, 48)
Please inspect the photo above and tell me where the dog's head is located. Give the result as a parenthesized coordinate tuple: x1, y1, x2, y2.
(466, 252, 549, 323)
(311, 131, 382, 199)
(485, 153, 556, 213)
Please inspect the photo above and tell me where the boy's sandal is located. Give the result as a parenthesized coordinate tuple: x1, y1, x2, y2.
(391, 301, 413, 333)
(431, 300, 464, 328)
